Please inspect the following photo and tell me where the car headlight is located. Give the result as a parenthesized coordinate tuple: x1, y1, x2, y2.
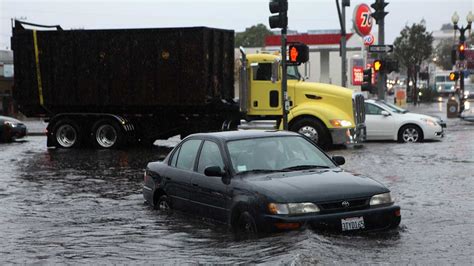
(268, 202, 320, 215)
(3, 121, 17, 128)
(330, 119, 352, 128)
(437, 86, 442, 91)
(369, 192, 393, 206)
(420, 118, 438, 127)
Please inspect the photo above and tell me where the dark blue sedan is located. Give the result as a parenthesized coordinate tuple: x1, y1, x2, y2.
(143, 130, 401, 233)
(0, 115, 28, 142)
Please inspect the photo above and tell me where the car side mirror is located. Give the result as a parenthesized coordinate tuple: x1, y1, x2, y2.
(332, 156, 345, 166)
(204, 166, 225, 177)
(381, 110, 390, 116)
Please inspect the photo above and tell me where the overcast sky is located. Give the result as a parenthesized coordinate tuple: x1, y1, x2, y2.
(0, 0, 473, 50)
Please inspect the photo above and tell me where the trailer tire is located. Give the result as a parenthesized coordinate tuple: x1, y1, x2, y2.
(52, 119, 82, 148)
(92, 119, 124, 149)
(290, 117, 331, 149)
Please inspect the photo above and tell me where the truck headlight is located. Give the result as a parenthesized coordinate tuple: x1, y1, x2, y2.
(420, 118, 438, 127)
(330, 119, 352, 127)
(268, 202, 320, 215)
(369, 192, 393, 206)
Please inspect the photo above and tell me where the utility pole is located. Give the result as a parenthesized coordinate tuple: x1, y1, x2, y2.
(336, 0, 350, 88)
(371, 0, 388, 100)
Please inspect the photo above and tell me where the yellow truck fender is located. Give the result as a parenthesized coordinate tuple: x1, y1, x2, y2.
(280, 102, 352, 129)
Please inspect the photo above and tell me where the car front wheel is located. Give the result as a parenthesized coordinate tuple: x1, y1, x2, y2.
(155, 195, 171, 211)
(235, 211, 258, 234)
(398, 125, 423, 143)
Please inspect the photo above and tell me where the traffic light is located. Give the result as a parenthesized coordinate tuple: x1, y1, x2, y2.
(288, 43, 309, 64)
(269, 0, 288, 29)
(458, 43, 466, 60)
(361, 68, 375, 93)
(384, 59, 399, 73)
(451, 47, 457, 65)
(373, 60, 383, 72)
(370, 0, 389, 24)
(449, 71, 459, 81)
(372, 59, 398, 73)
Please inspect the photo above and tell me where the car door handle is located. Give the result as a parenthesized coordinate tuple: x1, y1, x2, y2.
(192, 183, 199, 187)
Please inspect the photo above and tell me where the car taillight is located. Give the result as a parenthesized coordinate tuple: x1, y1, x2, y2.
(144, 170, 148, 182)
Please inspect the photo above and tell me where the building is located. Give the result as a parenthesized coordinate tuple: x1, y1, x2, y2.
(0, 50, 14, 115)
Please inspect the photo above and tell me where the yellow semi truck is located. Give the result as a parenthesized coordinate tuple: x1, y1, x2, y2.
(238, 49, 366, 147)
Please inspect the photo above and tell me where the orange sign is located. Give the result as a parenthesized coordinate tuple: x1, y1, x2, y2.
(289, 47, 298, 62)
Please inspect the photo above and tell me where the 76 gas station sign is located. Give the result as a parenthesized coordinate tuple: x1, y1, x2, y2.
(353, 4, 373, 37)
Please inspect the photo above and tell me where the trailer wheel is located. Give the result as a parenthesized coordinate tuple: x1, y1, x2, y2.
(52, 119, 82, 148)
(92, 119, 124, 149)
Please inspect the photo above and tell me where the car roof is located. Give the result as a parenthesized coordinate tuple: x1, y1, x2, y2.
(187, 130, 299, 142)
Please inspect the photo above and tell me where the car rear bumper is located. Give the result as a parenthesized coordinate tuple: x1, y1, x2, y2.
(263, 205, 401, 232)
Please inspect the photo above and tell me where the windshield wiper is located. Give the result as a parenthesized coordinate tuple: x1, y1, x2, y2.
(237, 169, 283, 175)
(280, 165, 330, 171)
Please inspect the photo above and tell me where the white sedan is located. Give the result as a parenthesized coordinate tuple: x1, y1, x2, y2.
(364, 100, 444, 143)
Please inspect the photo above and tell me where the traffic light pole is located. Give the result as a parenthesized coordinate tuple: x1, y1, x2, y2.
(460, 70, 464, 114)
(281, 27, 289, 130)
(377, 1, 385, 101)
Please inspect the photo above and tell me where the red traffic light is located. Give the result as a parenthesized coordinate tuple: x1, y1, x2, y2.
(288, 43, 309, 64)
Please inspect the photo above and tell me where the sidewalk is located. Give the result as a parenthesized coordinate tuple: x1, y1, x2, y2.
(22, 119, 47, 136)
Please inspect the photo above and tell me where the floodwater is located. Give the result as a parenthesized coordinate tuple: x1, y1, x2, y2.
(1, 103, 473, 264)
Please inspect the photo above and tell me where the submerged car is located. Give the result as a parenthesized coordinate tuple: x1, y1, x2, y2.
(365, 100, 444, 143)
(143, 130, 401, 233)
(0, 115, 28, 142)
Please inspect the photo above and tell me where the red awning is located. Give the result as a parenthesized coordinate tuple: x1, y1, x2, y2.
(265, 33, 354, 46)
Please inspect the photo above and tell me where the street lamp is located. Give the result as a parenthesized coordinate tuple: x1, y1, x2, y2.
(451, 11, 472, 114)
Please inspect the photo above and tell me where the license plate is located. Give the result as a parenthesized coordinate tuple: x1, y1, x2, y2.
(341, 216, 365, 231)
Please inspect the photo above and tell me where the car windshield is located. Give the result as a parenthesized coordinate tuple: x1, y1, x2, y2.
(378, 101, 408, 114)
(227, 136, 336, 174)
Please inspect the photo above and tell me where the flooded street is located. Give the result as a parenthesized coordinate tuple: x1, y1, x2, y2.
(1, 103, 473, 264)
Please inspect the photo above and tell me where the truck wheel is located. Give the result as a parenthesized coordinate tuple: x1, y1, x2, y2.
(52, 119, 82, 148)
(92, 119, 124, 149)
(290, 117, 330, 148)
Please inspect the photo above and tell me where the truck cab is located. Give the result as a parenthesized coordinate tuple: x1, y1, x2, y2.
(239, 50, 366, 147)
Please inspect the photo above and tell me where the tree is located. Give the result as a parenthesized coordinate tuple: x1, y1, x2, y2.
(435, 39, 455, 71)
(235, 24, 273, 48)
(393, 21, 433, 105)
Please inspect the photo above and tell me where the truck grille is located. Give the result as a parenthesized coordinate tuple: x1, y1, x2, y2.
(353, 93, 365, 125)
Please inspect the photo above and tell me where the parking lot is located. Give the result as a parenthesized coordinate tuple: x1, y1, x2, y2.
(1, 101, 473, 264)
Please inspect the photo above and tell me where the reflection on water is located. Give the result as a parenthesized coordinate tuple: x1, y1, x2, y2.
(1, 124, 474, 263)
